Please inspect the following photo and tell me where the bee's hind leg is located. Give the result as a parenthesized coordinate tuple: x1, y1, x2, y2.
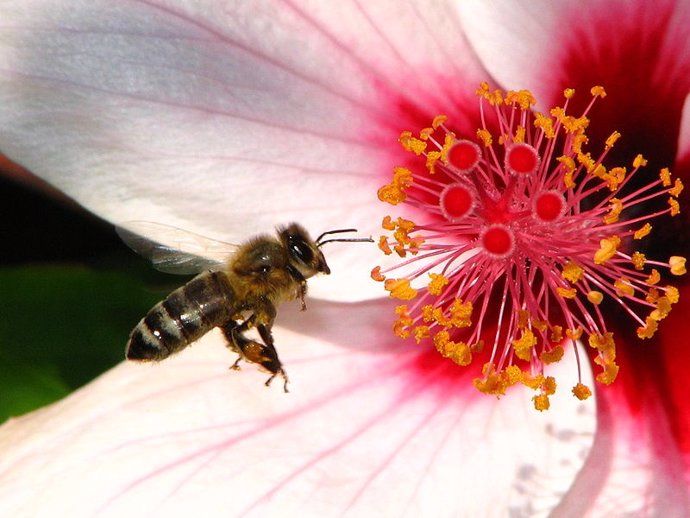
(220, 318, 288, 392)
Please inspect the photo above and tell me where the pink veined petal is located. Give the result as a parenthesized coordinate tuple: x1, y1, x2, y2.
(0, 0, 489, 301)
(457, 0, 690, 106)
(0, 299, 595, 517)
(678, 93, 690, 166)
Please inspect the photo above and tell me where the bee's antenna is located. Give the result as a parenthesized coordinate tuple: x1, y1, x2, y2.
(316, 228, 374, 247)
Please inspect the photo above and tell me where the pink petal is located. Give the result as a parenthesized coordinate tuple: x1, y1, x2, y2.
(0, 1, 489, 301)
(0, 300, 594, 516)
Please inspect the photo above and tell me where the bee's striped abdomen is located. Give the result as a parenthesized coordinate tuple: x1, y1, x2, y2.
(126, 271, 236, 361)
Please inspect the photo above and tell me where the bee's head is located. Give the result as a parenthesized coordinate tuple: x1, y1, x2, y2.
(278, 223, 373, 279)
(279, 223, 331, 278)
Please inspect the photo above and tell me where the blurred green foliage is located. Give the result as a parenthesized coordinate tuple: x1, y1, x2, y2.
(0, 264, 166, 423)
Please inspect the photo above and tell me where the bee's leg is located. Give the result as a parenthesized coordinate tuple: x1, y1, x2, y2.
(285, 264, 308, 311)
(251, 300, 289, 392)
(220, 316, 288, 392)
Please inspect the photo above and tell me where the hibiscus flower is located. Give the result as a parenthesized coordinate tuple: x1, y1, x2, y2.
(0, 1, 688, 516)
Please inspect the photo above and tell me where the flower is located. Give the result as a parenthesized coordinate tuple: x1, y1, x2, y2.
(0, 1, 689, 516)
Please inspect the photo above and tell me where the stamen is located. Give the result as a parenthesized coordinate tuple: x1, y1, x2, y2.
(375, 83, 685, 410)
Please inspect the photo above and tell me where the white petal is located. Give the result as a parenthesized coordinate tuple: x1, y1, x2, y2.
(0, 300, 594, 517)
(0, 1, 487, 301)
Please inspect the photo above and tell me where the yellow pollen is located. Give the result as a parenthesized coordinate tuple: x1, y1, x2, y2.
(561, 261, 584, 282)
(631, 251, 646, 270)
(587, 290, 604, 304)
(614, 278, 634, 297)
(433, 331, 472, 366)
(378, 235, 392, 255)
(377, 167, 413, 206)
(603, 198, 623, 224)
(393, 305, 413, 339)
(650, 296, 672, 321)
(557, 286, 577, 299)
(566, 327, 584, 340)
(399, 131, 427, 155)
(563, 88, 575, 99)
(634, 223, 652, 239)
(670, 178, 684, 197)
(384, 278, 418, 300)
(514, 125, 526, 143)
(632, 154, 648, 168)
(540, 345, 565, 364)
(476, 128, 493, 147)
(448, 298, 473, 327)
(669, 256, 687, 276)
(666, 285, 680, 304)
(534, 113, 556, 138)
(660, 167, 672, 187)
(427, 273, 450, 295)
(572, 383, 592, 400)
(419, 127, 434, 140)
(669, 197, 680, 216)
(370, 266, 385, 282)
(590, 85, 607, 97)
(425, 151, 441, 174)
(550, 325, 563, 342)
(413, 325, 430, 343)
(637, 317, 658, 339)
(533, 394, 550, 411)
(381, 215, 396, 230)
(594, 235, 620, 264)
(512, 329, 537, 361)
(432, 115, 448, 129)
(605, 131, 621, 148)
(645, 269, 661, 285)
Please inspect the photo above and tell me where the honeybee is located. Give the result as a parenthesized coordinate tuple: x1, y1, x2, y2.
(118, 222, 372, 391)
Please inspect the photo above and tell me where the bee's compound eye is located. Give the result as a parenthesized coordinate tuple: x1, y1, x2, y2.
(289, 236, 314, 264)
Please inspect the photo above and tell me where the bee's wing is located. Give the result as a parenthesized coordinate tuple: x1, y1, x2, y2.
(116, 221, 238, 275)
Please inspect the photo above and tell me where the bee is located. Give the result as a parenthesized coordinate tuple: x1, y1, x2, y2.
(118, 222, 372, 391)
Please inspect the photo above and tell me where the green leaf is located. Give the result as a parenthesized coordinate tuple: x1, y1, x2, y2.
(0, 264, 166, 422)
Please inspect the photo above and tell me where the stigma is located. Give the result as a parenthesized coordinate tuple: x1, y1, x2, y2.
(374, 83, 685, 411)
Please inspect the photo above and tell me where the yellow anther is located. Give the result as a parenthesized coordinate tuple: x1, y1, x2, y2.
(634, 223, 652, 239)
(563, 88, 575, 99)
(561, 261, 584, 282)
(637, 316, 658, 339)
(594, 235, 620, 264)
(614, 278, 634, 297)
(378, 167, 413, 205)
(447, 299, 473, 328)
(669, 256, 687, 276)
(631, 251, 646, 270)
(557, 155, 576, 174)
(382, 215, 396, 230)
(650, 296, 672, 321)
(425, 151, 441, 174)
(370, 266, 385, 282)
(427, 273, 449, 295)
(665, 285, 680, 304)
(590, 85, 607, 98)
(632, 153, 648, 168)
(440, 133, 454, 163)
(645, 269, 661, 285)
(603, 198, 623, 224)
(660, 167, 672, 187)
(505, 89, 536, 109)
(514, 125, 526, 143)
(566, 327, 583, 340)
(605, 131, 621, 148)
(476, 128, 493, 147)
(587, 290, 604, 305)
(384, 278, 418, 300)
(378, 236, 392, 255)
(588, 332, 615, 351)
(512, 329, 537, 361)
(533, 394, 550, 411)
(432, 115, 448, 130)
(419, 127, 434, 140)
(557, 287, 577, 299)
(399, 131, 427, 155)
(433, 331, 472, 366)
(670, 178, 684, 197)
(542, 376, 557, 395)
(572, 383, 592, 400)
(669, 197, 680, 216)
(393, 305, 413, 339)
(534, 113, 555, 138)
(413, 325, 430, 343)
(550, 325, 563, 342)
(540, 345, 565, 364)
(521, 373, 545, 390)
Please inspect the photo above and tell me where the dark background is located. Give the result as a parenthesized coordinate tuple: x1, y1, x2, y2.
(0, 162, 170, 422)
